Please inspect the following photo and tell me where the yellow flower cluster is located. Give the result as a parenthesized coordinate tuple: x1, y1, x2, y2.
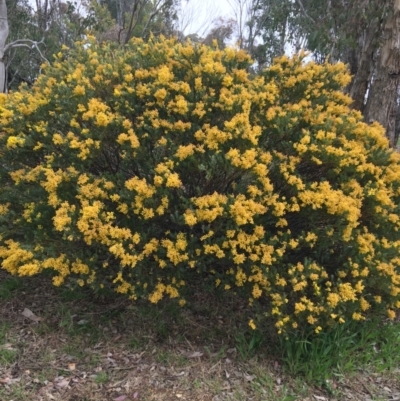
(0, 37, 399, 334)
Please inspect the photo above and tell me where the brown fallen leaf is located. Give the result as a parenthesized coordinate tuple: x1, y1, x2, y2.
(173, 371, 186, 377)
(68, 363, 76, 371)
(1, 377, 21, 384)
(244, 373, 255, 382)
(54, 378, 70, 388)
(21, 308, 42, 323)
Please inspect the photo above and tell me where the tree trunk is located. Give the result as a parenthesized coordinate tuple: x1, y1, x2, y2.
(364, 0, 400, 147)
(346, 17, 380, 113)
(394, 90, 400, 148)
(0, 0, 9, 93)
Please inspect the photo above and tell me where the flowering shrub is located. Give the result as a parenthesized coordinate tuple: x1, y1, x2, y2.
(0, 37, 399, 334)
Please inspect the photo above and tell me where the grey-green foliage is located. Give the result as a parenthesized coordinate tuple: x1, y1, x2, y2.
(6, 0, 37, 87)
(6, 0, 113, 91)
(249, 0, 297, 67)
(98, 0, 179, 43)
(248, 0, 389, 68)
(246, 0, 400, 147)
(203, 17, 236, 49)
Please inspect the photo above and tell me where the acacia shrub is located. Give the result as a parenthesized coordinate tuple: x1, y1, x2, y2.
(0, 37, 399, 334)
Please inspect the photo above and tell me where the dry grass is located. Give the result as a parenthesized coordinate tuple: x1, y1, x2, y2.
(0, 270, 399, 401)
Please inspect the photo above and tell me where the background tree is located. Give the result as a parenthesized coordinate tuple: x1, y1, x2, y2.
(202, 17, 235, 49)
(236, 0, 400, 147)
(297, 0, 400, 148)
(227, 0, 293, 65)
(0, 0, 9, 92)
(99, 0, 179, 44)
(2, 0, 113, 92)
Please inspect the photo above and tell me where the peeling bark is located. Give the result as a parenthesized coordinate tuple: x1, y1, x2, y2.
(347, 18, 380, 113)
(364, 0, 400, 147)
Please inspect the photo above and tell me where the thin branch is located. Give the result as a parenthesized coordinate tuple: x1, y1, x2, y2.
(133, 0, 150, 38)
(141, 0, 168, 38)
(7, 63, 22, 88)
(4, 40, 49, 64)
(124, 0, 151, 45)
(295, 0, 316, 25)
(4, 39, 41, 50)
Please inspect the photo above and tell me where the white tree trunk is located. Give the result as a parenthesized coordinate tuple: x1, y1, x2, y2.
(0, 0, 9, 93)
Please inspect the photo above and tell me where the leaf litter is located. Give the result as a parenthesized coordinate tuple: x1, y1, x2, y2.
(0, 270, 399, 401)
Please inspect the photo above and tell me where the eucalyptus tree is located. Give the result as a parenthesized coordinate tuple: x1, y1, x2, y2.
(291, 0, 400, 147)
(202, 17, 236, 49)
(99, 0, 179, 44)
(0, 0, 9, 92)
(1, 0, 113, 92)
(244, 0, 400, 147)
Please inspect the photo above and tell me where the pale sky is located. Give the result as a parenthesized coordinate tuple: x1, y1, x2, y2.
(178, 1, 306, 58)
(178, 0, 236, 37)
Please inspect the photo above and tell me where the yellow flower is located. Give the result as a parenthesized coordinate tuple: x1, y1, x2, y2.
(338, 283, 357, 302)
(6, 136, 25, 149)
(157, 65, 173, 83)
(359, 298, 370, 311)
(252, 284, 262, 298)
(294, 302, 306, 313)
(184, 211, 197, 226)
(307, 315, 316, 324)
(73, 85, 85, 96)
(248, 319, 256, 330)
(154, 88, 167, 102)
(327, 292, 340, 308)
(166, 173, 182, 188)
(95, 112, 112, 127)
(175, 144, 195, 160)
